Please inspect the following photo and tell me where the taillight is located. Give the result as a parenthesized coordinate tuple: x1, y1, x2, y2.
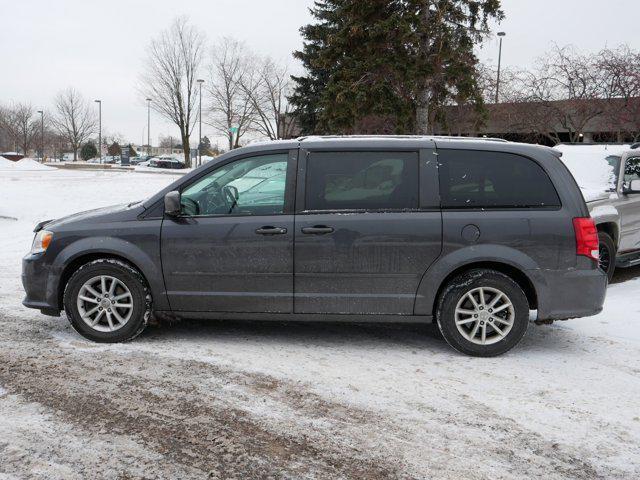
(573, 217, 599, 262)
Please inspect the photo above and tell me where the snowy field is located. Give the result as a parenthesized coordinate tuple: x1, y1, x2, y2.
(1, 167, 640, 479)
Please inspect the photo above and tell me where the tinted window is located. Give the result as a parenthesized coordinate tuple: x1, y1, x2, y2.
(181, 154, 288, 216)
(439, 150, 560, 208)
(306, 151, 419, 211)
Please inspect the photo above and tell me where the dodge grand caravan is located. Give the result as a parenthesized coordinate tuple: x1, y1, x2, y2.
(22, 136, 607, 356)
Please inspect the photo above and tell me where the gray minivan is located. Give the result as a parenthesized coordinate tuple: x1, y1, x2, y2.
(22, 136, 607, 356)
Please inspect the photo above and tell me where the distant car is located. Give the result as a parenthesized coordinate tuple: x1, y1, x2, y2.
(148, 156, 185, 169)
(557, 143, 640, 281)
(129, 156, 150, 166)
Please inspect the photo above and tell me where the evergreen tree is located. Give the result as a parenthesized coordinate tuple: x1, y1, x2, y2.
(290, 0, 503, 134)
(80, 141, 98, 161)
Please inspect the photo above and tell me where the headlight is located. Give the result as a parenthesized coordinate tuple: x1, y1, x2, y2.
(31, 230, 53, 254)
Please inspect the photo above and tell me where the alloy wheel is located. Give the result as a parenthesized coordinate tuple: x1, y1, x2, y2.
(76, 275, 134, 332)
(454, 287, 515, 345)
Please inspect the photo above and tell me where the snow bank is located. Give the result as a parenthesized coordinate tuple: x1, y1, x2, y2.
(555, 144, 630, 201)
(0, 157, 54, 171)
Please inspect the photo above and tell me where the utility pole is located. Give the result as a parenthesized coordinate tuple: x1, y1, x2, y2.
(495, 32, 506, 104)
(197, 79, 204, 168)
(94, 99, 102, 162)
(37, 110, 44, 161)
(146, 98, 152, 157)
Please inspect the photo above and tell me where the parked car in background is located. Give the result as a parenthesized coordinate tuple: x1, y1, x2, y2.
(148, 156, 185, 169)
(129, 156, 150, 165)
(22, 136, 607, 357)
(557, 143, 640, 280)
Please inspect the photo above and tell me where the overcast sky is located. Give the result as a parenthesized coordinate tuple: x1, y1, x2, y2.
(1, 0, 638, 147)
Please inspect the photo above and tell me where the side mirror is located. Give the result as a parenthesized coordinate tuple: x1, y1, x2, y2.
(624, 179, 640, 195)
(164, 191, 181, 216)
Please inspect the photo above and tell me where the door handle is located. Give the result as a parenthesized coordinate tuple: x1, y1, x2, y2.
(255, 226, 287, 235)
(301, 226, 334, 235)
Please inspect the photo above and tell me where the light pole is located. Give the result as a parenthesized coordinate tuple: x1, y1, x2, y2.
(197, 79, 204, 167)
(94, 99, 102, 162)
(37, 110, 44, 161)
(146, 98, 152, 157)
(495, 31, 506, 104)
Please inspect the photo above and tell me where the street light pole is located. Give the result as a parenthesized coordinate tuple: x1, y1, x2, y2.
(37, 110, 44, 162)
(197, 79, 204, 168)
(94, 99, 102, 162)
(146, 98, 152, 157)
(495, 31, 506, 104)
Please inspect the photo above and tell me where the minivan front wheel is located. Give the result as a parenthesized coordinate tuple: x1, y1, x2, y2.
(436, 269, 529, 357)
(64, 259, 151, 343)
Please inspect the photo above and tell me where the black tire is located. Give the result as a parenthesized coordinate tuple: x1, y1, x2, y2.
(598, 231, 616, 282)
(63, 259, 151, 343)
(436, 269, 529, 357)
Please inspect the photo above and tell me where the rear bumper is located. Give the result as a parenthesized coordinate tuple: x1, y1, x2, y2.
(22, 253, 62, 316)
(531, 266, 607, 321)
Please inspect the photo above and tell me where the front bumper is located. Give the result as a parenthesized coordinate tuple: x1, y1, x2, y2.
(532, 265, 607, 321)
(22, 253, 62, 316)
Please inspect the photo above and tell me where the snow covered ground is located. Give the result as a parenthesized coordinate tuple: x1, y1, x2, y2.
(1, 167, 640, 478)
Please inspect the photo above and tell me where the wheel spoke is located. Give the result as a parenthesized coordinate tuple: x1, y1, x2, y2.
(492, 302, 512, 314)
(112, 292, 131, 302)
(112, 303, 132, 309)
(491, 322, 505, 337)
(79, 295, 99, 304)
(469, 321, 481, 339)
(455, 308, 476, 316)
(111, 309, 126, 325)
(85, 285, 102, 299)
(456, 317, 477, 326)
(478, 288, 486, 306)
(83, 305, 100, 319)
(488, 293, 503, 309)
(108, 278, 118, 296)
(493, 316, 512, 326)
(467, 293, 480, 309)
(100, 276, 107, 295)
(91, 309, 105, 326)
(106, 311, 115, 330)
(481, 324, 487, 344)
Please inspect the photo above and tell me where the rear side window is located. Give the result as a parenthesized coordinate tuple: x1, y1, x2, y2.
(439, 150, 561, 209)
(306, 151, 419, 211)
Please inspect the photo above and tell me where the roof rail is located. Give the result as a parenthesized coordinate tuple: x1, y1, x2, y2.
(296, 134, 509, 143)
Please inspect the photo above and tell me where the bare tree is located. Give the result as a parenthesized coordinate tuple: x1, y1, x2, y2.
(597, 45, 640, 141)
(11, 103, 40, 155)
(241, 57, 296, 140)
(50, 88, 97, 161)
(139, 17, 204, 167)
(207, 37, 256, 150)
(521, 46, 606, 143)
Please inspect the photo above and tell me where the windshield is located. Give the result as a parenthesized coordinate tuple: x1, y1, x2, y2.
(605, 155, 622, 189)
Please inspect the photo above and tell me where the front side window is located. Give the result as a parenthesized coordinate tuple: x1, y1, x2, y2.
(180, 154, 288, 216)
(305, 151, 419, 211)
(439, 150, 561, 209)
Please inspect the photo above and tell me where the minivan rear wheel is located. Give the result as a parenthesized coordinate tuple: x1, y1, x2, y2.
(63, 259, 151, 343)
(436, 269, 529, 357)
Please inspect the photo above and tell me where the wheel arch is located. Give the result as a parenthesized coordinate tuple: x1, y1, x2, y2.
(596, 221, 619, 248)
(58, 253, 152, 311)
(431, 262, 537, 316)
